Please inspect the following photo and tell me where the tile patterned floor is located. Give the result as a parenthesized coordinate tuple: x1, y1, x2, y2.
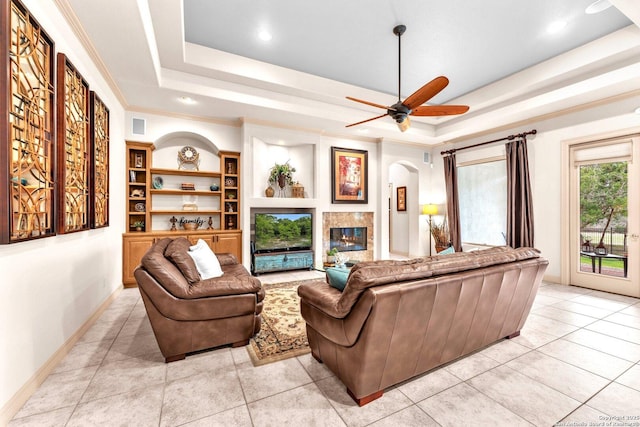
(9, 272, 640, 426)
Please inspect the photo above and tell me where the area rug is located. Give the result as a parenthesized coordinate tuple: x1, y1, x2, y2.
(247, 279, 316, 366)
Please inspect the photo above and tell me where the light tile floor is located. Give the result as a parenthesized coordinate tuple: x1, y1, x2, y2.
(9, 272, 640, 426)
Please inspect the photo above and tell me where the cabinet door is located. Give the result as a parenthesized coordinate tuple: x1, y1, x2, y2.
(214, 232, 242, 261)
(122, 235, 155, 286)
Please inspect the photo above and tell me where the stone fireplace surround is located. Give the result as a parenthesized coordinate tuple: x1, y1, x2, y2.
(323, 212, 374, 263)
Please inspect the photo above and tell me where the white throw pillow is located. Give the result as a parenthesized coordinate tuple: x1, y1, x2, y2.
(187, 239, 223, 280)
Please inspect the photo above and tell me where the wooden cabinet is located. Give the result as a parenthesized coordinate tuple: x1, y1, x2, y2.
(122, 234, 155, 287)
(122, 230, 243, 287)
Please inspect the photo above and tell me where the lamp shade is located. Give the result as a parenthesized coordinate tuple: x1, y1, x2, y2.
(422, 204, 438, 215)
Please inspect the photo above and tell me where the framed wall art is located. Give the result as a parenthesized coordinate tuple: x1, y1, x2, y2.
(331, 147, 368, 204)
(56, 53, 90, 234)
(90, 91, 109, 229)
(1, 0, 56, 243)
(397, 186, 406, 211)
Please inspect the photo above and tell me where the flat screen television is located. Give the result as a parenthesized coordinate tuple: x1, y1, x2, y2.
(254, 213, 312, 253)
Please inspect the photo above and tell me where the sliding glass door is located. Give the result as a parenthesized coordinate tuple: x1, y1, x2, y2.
(569, 136, 639, 297)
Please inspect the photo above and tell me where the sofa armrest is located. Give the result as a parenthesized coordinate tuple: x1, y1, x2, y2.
(216, 253, 238, 266)
(298, 281, 374, 346)
(297, 280, 343, 318)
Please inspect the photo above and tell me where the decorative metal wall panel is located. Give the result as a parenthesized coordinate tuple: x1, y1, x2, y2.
(56, 53, 90, 233)
(90, 91, 109, 228)
(1, 0, 56, 243)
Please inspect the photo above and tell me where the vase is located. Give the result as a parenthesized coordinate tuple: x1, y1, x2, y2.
(277, 174, 287, 197)
(265, 185, 275, 197)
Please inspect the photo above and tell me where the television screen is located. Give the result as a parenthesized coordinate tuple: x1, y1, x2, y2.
(254, 213, 312, 252)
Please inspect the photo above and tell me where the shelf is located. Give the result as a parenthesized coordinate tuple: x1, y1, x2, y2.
(150, 189, 221, 196)
(151, 168, 220, 178)
(150, 209, 222, 215)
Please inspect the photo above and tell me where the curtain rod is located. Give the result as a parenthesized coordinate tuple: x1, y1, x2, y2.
(440, 129, 537, 156)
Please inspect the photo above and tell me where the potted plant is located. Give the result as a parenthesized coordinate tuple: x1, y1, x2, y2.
(132, 220, 145, 232)
(326, 247, 338, 263)
(429, 218, 451, 253)
(268, 160, 296, 190)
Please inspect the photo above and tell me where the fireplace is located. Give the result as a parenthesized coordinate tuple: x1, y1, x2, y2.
(330, 227, 367, 252)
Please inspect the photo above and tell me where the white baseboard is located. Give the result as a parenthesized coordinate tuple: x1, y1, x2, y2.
(0, 287, 122, 426)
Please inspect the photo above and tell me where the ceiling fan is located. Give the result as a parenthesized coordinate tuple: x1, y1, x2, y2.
(346, 25, 469, 132)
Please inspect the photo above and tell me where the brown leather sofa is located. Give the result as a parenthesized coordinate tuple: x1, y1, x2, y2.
(134, 237, 264, 362)
(298, 246, 548, 405)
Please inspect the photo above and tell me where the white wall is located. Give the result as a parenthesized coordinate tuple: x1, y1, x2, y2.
(242, 124, 379, 268)
(0, 0, 126, 419)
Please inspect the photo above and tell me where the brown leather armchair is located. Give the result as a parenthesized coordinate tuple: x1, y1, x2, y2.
(134, 237, 264, 362)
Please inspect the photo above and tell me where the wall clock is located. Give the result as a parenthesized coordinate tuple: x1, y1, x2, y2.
(178, 146, 200, 170)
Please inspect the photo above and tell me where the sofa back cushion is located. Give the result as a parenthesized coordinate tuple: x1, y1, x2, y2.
(336, 246, 540, 316)
(164, 237, 201, 284)
(141, 238, 192, 298)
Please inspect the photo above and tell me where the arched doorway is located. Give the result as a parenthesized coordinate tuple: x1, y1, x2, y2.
(388, 161, 420, 257)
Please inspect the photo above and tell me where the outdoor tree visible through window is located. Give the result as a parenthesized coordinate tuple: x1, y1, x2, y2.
(579, 161, 627, 253)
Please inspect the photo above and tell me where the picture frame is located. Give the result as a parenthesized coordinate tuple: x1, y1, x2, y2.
(331, 147, 368, 204)
(134, 153, 144, 168)
(397, 186, 407, 211)
(56, 53, 90, 234)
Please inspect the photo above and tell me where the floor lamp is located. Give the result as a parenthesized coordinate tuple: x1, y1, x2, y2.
(423, 204, 438, 256)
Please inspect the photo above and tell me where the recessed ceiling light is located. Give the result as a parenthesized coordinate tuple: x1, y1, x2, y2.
(178, 96, 196, 105)
(258, 30, 272, 42)
(547, 20, 567, 34)
(634, 107, 640, 115)
(357, 128, 370, 134)
(585, 0, 612, 14)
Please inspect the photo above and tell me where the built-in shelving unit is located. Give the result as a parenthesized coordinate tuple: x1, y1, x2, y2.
(122, 144, 243, 286)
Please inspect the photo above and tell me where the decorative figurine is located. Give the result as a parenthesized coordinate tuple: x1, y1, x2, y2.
(207, 216, 213, 230)
(169, 216, 178, 231)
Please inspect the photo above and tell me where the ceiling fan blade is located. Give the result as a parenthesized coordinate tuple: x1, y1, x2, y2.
(411, 105, 470, 116)
(403, 76, 449, 110)
(345, 113, 388, 128)
(346, 96, 389, 110)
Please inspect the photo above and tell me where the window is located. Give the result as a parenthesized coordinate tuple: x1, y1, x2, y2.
(458, 158, 507, 246)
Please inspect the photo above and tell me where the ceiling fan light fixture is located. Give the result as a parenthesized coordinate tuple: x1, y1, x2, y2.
(397, 116, 410, 132)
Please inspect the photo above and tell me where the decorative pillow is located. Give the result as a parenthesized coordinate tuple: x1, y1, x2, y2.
(326, 267, 350, 291)
(164, 237, 202, 284)
(438, 246, 455, 255)
(188, 239, 224, 280)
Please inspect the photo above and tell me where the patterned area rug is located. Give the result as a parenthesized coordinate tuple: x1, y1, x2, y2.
(247, 280, 316, 366)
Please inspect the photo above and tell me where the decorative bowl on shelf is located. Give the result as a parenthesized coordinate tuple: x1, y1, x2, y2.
(182, 222, 199, 231)
(152, 176, 163, 189)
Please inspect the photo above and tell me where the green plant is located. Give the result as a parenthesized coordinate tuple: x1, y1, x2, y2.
(132, 220, 145, 229)
(326, 247, 338, 256)
(268, 160, 296, 186)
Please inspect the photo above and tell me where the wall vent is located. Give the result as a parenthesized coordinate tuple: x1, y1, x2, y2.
(132, 117, 146, 135)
